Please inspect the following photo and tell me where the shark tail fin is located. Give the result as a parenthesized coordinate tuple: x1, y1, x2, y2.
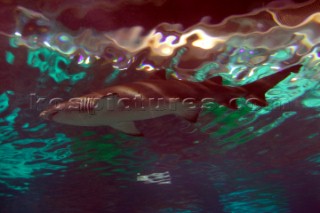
(241, 64, 302, 107)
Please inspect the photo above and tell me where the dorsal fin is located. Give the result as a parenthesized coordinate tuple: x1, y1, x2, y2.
(109, 121, 143, 136)
(208, 76, 223, 85)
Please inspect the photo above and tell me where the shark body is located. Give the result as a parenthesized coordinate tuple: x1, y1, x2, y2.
(40, 65, 301, 136)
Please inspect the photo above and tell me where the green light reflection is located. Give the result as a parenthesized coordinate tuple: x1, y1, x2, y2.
(5, 51, 15, 64)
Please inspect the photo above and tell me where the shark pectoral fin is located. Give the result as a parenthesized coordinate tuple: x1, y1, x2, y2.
(110, 122, 143, 136)
(177, 109, 200, 123)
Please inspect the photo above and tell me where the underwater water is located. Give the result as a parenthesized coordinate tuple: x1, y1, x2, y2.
(0, 0, 320, 212)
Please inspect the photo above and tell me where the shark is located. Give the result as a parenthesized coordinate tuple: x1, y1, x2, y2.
(40, 64, 302, 136)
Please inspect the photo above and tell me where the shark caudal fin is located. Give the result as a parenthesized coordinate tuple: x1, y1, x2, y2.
(241, 64, 302, 106)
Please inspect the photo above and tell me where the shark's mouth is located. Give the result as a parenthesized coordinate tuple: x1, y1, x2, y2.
(48, 111, 59, 121)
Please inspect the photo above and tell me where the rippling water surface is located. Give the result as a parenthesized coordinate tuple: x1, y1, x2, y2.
(0, 0, 320, 212)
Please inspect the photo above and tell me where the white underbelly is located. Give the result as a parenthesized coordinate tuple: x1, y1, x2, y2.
(106, 107, 174, 122)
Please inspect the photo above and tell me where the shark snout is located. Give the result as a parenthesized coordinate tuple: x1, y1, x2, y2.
(40, 102, 76, 121)
(39, 109, 59, 120)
